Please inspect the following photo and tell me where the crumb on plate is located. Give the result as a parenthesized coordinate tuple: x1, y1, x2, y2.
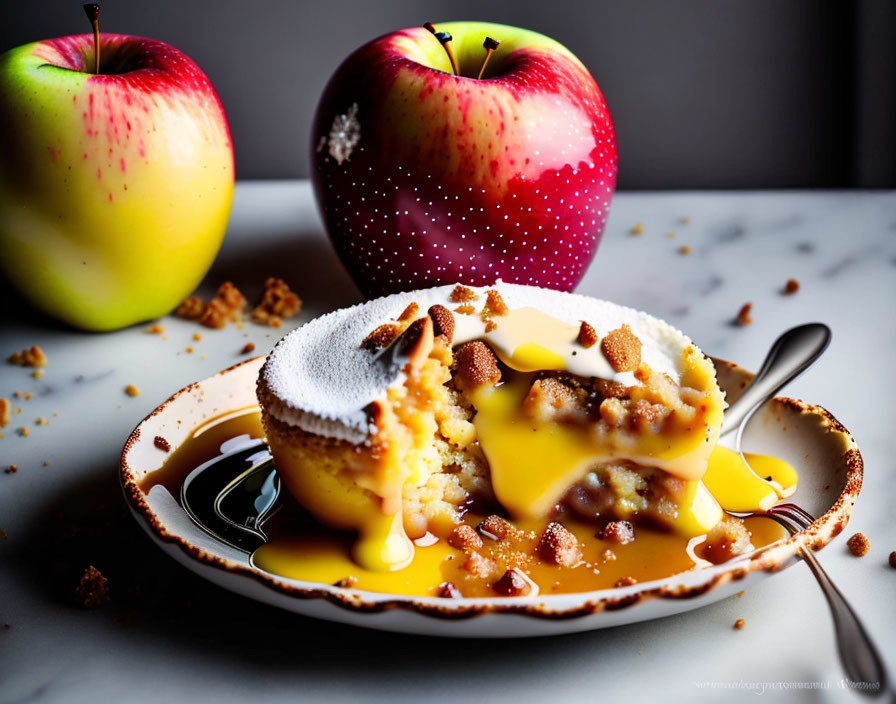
(847, 533, 869, 557)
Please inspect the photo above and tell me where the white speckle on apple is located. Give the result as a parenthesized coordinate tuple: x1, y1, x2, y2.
(327, 103, 361, 165)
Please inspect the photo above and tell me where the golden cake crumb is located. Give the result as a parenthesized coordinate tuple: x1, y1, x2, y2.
(448, 285, 478, 303)
(601, 324, 642, 373)
(784, 278, 800, 295)
(124, 384, 140, 398)
(75, 566, 110, 608)
(630, 222, 644, 236)
(8, 345, 47, 367)
(361, 324, 399, 350)
(427, 305, 455, 343)
(735, 303, 753, 326)
(577, 321, 598, 348)
(17, 427, 28, 437)
(201, 282, 246, 329)
(145, 324, 164, 334)
(192, 332, 202, 342)
(251, 277, 302, 327)
(484, 320, 498, 333)
(454, 304, 476, 315)
(493, 568, 533, 596)
(240, 342, 256, 355)
(678, 244, 691, 255)
(536, 522, 582, 567)
(31, 369, 44, 379)
(185, 347, 194, 354)
(448, 524, 483, 551)
(35, 417, 48, 426)
(397, 302, 419, 322)
(847, 532, 870, 557)
(734, 618, 745, 630)
(0, 398, 9, 428)
(453, 341, 502, 391)
(174, 296, 205, 320)
(600, 520, 635, 545)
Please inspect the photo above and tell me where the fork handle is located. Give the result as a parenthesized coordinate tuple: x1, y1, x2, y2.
(798, 546, 890, 698)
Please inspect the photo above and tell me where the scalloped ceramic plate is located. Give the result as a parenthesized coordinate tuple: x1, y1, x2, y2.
(120, 357, 862, 638)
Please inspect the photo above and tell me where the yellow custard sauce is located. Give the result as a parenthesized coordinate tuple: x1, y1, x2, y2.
(142, 408, 791, 598)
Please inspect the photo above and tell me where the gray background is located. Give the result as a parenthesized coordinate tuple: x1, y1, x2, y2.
(3, 0, 894, 188)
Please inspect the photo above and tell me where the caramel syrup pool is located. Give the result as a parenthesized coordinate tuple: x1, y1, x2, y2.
(141, 409, 787, 598)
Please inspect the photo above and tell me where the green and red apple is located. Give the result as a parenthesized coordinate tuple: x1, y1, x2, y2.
(0, 27, 233, 331)
(311, 21, 617, 298)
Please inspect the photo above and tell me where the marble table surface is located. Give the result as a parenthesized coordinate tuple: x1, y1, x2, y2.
(1, 182, 894, 703)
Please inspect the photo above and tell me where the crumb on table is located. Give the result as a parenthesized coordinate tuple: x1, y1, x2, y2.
(847, 533, 870, 557)
(124, 385, 140, 398)
(7, 345, 47, 367)
(145, 324, 164, 335)
(0, 398, 9, 428)
(889, 551, 896, 569)
(251, 277, 302, 327)
(734, 618, 745, 630)
(735, 303, 753, 326)
(75, 566, 110, 608)
(678, 244, 691, 255)
(240, 342, 256, 355)
(783, 278, 800, 295)
(31, 369, 44, 379)
(630, 222, 644, 236)
(5, 465, 17, 474)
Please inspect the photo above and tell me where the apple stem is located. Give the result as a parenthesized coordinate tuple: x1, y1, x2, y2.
(83, 4, 101, 74)
(423, 22, 458, 76)
(478, 37, 500, 80)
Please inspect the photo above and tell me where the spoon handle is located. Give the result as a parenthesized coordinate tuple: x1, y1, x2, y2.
(720, 323, 831, 436)
(764, 505, 890, 698)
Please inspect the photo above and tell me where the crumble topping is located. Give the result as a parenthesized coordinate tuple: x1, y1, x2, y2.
(847, 533, 869, 557)
(577, 321, 598, 348)
(427, 305, 455, 343)
(449, 285, 478, 303)
(452, 341, 501, 391)
(454, 304, 476, 315)
(601, 324, 642, 373)
(7, 345, 47, 367)
(361, 324, 399, 350)
(482, 289, 508, 317)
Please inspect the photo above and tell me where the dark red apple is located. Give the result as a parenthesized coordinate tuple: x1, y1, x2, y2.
(311, 21, 617, 298)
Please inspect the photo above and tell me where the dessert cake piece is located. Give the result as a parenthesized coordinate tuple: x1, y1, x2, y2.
(258, 283, 729, 572)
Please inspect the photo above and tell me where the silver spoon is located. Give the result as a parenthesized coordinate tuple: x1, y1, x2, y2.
(722, 323, 890, 698)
